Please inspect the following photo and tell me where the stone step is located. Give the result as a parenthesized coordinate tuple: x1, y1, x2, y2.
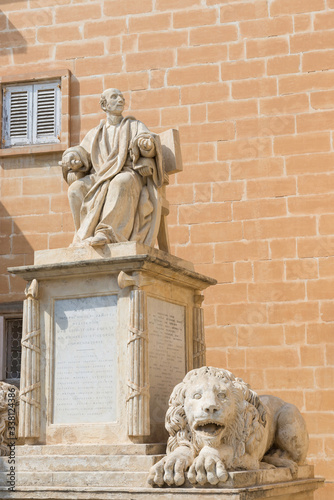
(14, 444, 166, 456)
(0, 454, 164, 473)
(0, 471, 150, 488)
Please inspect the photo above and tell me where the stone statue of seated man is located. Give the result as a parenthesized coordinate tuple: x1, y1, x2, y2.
(60, 88, 165, 248)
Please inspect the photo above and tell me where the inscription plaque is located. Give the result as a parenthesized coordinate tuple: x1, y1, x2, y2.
(147, 297, 186, 424)
(53, 295, 117, 424)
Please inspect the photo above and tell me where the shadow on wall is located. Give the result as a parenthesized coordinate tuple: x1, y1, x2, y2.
(0, 6, 27, 55)
(0, 203, 33, 303)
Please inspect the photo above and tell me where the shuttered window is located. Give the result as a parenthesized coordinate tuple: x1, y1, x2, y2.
(2, 80, 61, 148)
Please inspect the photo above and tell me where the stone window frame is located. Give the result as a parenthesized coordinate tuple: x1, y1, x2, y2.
(0, 302, 23, 387)
(0, 69, 70, 158)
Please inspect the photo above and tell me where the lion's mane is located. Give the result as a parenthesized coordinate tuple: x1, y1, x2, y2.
(165, 367, 267, 467)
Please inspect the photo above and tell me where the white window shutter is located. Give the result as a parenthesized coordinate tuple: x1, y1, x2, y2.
(2, 85, 33, 147)
(33, 82, 61, 144)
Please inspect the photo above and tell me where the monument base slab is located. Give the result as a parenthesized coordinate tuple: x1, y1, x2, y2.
(0, 446, 324, 500)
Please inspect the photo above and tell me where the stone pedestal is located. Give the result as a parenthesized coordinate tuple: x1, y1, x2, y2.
(9, 242, 215, 446)
(0, 447, 324, 500)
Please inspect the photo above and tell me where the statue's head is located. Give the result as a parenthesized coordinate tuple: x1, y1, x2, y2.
(100, 88, 125, 116)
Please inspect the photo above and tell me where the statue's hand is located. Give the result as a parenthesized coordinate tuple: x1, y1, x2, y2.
(59, 152, 83, 172)
(137, 136, 155, 158)
(148, 446, 194, 487)
(136, 165, 153, 177)
(188, 446, 229, 486)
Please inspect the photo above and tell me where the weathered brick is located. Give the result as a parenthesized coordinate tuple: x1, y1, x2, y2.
(56, 4, 102, 23)
(246, 37, 289, 58)
(217, 303, 268, 325)
(247, 347, 299, 368)
(285, 259, 318, 280)
(205, 283, 247, 305)
(173, 8, 216, 29)
(235, 262, 253, 282)
(215, 241, 269, 263)
(319, 214, 334, 235)
(161, 106, 189, 127)
(181, 83, 229, 105)
(179, 122, 234, 143)
(84, 19, 127, 38)
(9, 8, 53, 28)
(126, 50, 174, 72)
(168, 64, 219, 87)
(104, 0, 152, 17)
(267, 55, 300, 75)
(220, 60, 265, 81)
(128, 13, 171, 33)
(314, 10, 334, 30)
(131, 88, 179, 109)
(271, 238, 296, 259)
(156, 0, 200, 10)
(217, 137, 272, 161)
(76, 55, 122, 77)
(234, 198, 287, 220)
(288, 194, 334, 215)
(220, 1, 268, 22)
(139, 31, 187, 51)
(56, 41, 104, 60)
(212, 182, 244, 202)
(253, 261, 285, 282)
(190, 25, 238, 45)
(236, 116, 295, 138)
(175, 243, 214, 264)
(232, 78, 277, 99)
(38, 25, 82, 43)
(244, 216, 316, 239)
(311, 90, 334, 110)
(298, 236, 334, 258)
(247, 177, 296, 198)
(231, 158, 284, 180)
(260, 94, 309, 115)
(286, 153, 334, 175)
(270, 0, 325, 16)
(301, 346, 325, 367)
(265, 368, 315, 389)
(274, 132, 330, 155)
(178, 45, 228, 66)
(268, 302, 319, 324)
(279, 72, 334, 95)
(294, 14, 312, 32)
(248, 282, 305, 302)
(240, 16, 293, 38)
(208, 100, 258, 122)
(206, 326, 237, 348)
(191, 222, 242, 244)
(179, 202, 231, 224)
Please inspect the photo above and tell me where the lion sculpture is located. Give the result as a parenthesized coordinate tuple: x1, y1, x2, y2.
(148, 367, 309, 487)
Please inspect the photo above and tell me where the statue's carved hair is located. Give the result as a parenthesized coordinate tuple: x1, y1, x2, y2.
(165, 367, 267, 461)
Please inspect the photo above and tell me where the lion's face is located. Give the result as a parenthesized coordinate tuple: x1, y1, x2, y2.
(183, 374, 238, 448)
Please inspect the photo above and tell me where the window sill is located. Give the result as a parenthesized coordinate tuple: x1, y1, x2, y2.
(0, 142, 68, 158)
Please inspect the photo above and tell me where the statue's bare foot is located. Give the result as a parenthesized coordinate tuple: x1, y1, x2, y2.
(89, 233, 109, 247)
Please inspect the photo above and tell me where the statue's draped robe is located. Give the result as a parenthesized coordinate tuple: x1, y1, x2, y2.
(68, 116, 164, 245)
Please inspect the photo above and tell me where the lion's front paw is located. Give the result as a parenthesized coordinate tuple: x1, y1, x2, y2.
(188, 452, 229, 486)
(148, 447, 193, 487)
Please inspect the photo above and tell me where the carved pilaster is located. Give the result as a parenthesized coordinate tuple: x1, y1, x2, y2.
(193, 292, 206, 369)
(19, 279, 41, 438)
(118, 272, 152, 436)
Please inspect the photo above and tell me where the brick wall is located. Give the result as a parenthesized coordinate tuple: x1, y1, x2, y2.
(0, 0, 333, 496)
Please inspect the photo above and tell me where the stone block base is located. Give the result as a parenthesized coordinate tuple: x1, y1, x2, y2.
(0, 445, 324, 500)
